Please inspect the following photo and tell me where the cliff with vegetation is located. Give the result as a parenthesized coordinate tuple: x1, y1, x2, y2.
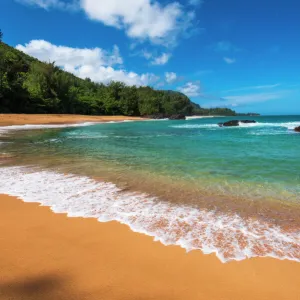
(0, 34, 237, 117)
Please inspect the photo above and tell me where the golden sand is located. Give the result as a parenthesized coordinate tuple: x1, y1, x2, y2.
(0, 194, 299, 300)
(0, 114, 144, 126)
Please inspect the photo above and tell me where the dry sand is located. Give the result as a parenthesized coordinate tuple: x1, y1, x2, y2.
(0, 114, 144, 126)
(0, 194, 299, 300)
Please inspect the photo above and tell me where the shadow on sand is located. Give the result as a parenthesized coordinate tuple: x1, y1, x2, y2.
(0, 272, 173, 300)
(0, 273, 75, 300)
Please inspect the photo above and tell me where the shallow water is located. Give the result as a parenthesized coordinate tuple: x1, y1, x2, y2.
(0, 115, 300, 262)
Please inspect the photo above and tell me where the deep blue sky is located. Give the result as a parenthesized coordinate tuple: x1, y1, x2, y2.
(1, 0, 300, 114)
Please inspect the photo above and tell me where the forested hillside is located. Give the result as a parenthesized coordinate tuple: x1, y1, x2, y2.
(0, 34, 236, 116)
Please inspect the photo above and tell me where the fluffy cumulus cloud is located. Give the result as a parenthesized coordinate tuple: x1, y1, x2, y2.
(16, 0, 195, 46)
(165, 72, 177, 83)
(223, 57, 236, 64)
(178, 81, 200, 97)
(16, 40, 159, 86)
(81, 0, 194, 45)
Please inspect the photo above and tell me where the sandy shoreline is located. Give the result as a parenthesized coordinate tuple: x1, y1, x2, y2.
(1, 114, 300, 299)
(0, 114, 144, 126)
(0, 114, 222, 127)
(0, 194, 299, 300)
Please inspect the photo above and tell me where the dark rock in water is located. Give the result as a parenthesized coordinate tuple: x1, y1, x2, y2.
(219, 120, 240, 127)
(295, 126, 300, 132)
(168, 114, 186, 120)
(218, 120, 256, 127)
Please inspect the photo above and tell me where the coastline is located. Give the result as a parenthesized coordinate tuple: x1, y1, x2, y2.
(0, 114, 145, 126)
(1, 116, 300, 264)
(0, 194, 299, 300)
(0, 114, 224, 127)
(1, 114, 299, 299)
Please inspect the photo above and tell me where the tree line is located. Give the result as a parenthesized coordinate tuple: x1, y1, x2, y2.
(0, 31, 237, 116)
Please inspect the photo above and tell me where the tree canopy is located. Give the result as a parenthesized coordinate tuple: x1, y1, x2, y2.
(0, 38, 237, 116)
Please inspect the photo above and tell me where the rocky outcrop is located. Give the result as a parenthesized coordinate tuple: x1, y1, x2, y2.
(145, 113, 167, 119)
(218, 120, 256, 127)
(294, 126, 300, 132)
(218, 120, 239, 127)
(168, 114, 186, 120)
(144, 113, 186, 120)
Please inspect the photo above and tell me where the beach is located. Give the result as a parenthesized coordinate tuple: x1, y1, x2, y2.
(1, 114, 300, 300)
(0, 114, 144, 126)
(2, 0, 299, 297)
(1, 194, 300, 300)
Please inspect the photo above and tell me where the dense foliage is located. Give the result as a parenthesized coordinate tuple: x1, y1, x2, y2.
(0, 39, 237, 116)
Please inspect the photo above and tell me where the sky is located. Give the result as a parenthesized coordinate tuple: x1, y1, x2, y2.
(1, 0, 300, 115)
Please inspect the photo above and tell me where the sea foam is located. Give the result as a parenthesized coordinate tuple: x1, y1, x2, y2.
(0, 122, 99, 138)
(0, 166, 299, 263)
(170, 121, 300, 131)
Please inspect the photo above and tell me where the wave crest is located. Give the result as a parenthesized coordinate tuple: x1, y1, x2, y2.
(0, 166, 299, 263)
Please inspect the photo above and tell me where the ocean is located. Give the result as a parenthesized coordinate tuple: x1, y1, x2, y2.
(0, 115, 299, 262)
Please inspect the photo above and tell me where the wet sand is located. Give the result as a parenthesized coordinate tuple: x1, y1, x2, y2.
(0, 194, 299, 300)
(0, 114, 144, 126)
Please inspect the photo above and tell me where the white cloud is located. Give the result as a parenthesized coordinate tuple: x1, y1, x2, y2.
(16, 0, 78, 10)
(16, 0, 195, 46)
(141, 50, 153, 60)
(225, 92, 283, 106)
(16, 40, 159, 86)
(140, 51, 171, 65)
(178, 81, 200, 97)
(223, 83, 281, 93)
(203, 91, 291, 108)
(165, 72, 177, 83)
(223, 57, 236, 64)
(81, 0, 194, 45)
(151, 53, 171, 65)
(17, 39, 122, 67)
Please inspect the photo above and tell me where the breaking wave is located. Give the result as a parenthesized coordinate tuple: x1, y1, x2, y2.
(0, 122, 99, 138)
(0, 166, 299, 263)
(170, 121, 300, 131)
(238, 121, 300, 129)
(170, 124, 219, 129)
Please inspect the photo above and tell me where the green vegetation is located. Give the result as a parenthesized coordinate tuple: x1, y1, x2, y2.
(0, 37, 237, 116)
(236, 112, 260, 116)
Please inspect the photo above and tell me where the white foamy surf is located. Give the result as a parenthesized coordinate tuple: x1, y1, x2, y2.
(0, 122, 99, 131)
(0, 120, 143, 139)
(186, 116, 219, 120)
(0, 166, 299, 263)
(170, 124, 219, 129)
(0, 122, 99, 138)
(238, 121, 300, 129)
(170, 121, 300, 131)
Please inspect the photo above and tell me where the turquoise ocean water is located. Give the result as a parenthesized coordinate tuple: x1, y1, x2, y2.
(0, 115, 300, 262)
